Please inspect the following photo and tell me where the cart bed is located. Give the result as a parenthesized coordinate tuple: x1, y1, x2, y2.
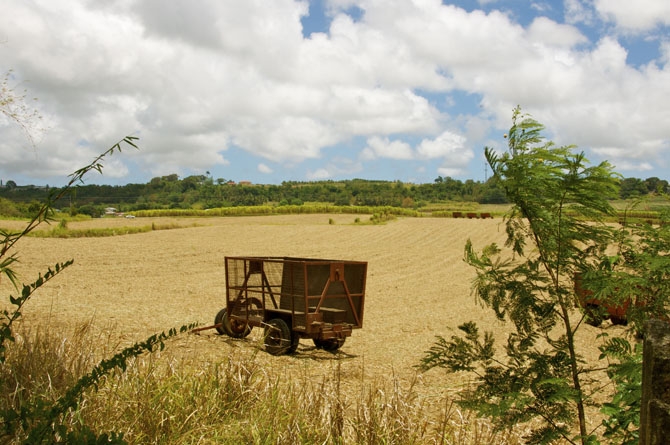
(225, 256, 367, 338)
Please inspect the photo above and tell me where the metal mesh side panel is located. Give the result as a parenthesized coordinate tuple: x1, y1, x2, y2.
(226, 258, 284, 315)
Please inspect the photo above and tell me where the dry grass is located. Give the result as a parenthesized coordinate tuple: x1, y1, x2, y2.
(0, 214, 625, 442)
(1, 323, 526, 444)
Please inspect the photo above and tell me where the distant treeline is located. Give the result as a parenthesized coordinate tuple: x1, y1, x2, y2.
(0, 174, 667, 218)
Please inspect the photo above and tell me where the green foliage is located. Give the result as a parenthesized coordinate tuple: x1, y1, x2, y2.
(2, 168, 666, 214)
(576, 201, 669, 337)
(0, 197, 23, 218)
(370, 210, 398, 224)
(131, 204, 421, 218)
(420, 322, 495, 372)
(421, 107, 622, 444)
(1, 220, 193, 240)
(574, 202, 669, 443)
(598, 335, 642, 445)
(593, 202, 670, 335)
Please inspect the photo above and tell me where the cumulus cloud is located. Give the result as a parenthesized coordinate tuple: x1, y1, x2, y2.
(360, 130, 471, 176)
(1, 0, 669, 185)
(594, 0, 670, 32)
(257, 163, 273, 174)
(362, 136, 414, 160)
(526, 16, 587, 47)
(306, 168, 332, 180)
(416, 131, 467, 160)
(306, 156, 362, 180)
(564, 0, 596, 26)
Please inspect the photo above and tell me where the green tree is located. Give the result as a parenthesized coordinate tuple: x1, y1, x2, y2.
(479, 176, 508, 204)
(619, 177, 648, 199)
(420, 107, 621, 444)
(642, 176, 668, 194)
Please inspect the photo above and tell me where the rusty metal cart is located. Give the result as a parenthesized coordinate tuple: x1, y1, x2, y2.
(215, 256, 367, 355)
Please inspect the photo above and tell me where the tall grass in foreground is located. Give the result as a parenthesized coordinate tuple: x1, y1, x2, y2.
(0, 325, 523, 444)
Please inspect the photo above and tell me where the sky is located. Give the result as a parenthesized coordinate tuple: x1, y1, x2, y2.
(1, 0, 669, 187)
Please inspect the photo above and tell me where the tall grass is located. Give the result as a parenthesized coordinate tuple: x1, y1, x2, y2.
(133, 205, 421, 219)
(0, 325, 524, 444)
(25, 221, 194, 238)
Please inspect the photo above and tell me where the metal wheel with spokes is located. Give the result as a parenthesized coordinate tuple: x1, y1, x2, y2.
(215, 308, 251, 338)
(264, 318, 293, 355)
(215, 298, 262, 338)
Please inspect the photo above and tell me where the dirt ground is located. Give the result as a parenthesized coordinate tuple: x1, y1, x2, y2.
(1, 214, 627, 431)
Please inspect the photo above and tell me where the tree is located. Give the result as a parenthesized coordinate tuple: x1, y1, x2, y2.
(420, 107, 622, 444)
(643, 176, 668, 194)
(479, 176, 508, 204)
(619, 177, 647, 199)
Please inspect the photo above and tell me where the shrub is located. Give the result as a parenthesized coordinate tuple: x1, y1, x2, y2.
(419, 107, 634, 444)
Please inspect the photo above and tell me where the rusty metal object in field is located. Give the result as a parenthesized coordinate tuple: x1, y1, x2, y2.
(212, 256, 367, 355)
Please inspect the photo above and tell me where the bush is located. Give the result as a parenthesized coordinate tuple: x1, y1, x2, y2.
(419, 107, 642, 444)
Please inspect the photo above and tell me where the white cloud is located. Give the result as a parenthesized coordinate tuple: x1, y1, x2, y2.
(437, 166, 466, 177)
(257, 163, 273, 174)
(564, 0, 596, 26)
(1, 0, 669, 184)
(306, 156, 363, 180)
(362, 136, 413, 160)
(526, 17, 587, 48)
(360, 130, 472, 177)
(607, 159, 654, 172)
(416, 131, 467, 160)
(594, 0, 670, 32)
(306, 168, 332, 180)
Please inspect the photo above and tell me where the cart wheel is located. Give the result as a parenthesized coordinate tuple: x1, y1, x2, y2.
(264, 318, 293, 355)
(244, 297, 263, 318)
(215, 309, 252, 338)
(214, 309, 227, 335)
(313, 338, 345, 352)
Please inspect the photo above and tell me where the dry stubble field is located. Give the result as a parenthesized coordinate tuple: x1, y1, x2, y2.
(2, 214, 625, 433)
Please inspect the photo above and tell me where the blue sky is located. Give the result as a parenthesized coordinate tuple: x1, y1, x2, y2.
(1, 0, 669, 186)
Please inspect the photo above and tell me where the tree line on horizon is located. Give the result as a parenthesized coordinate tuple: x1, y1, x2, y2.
(0, 173, 667, 218)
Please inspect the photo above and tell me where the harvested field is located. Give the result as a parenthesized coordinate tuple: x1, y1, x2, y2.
(1, 214, 627, 434)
